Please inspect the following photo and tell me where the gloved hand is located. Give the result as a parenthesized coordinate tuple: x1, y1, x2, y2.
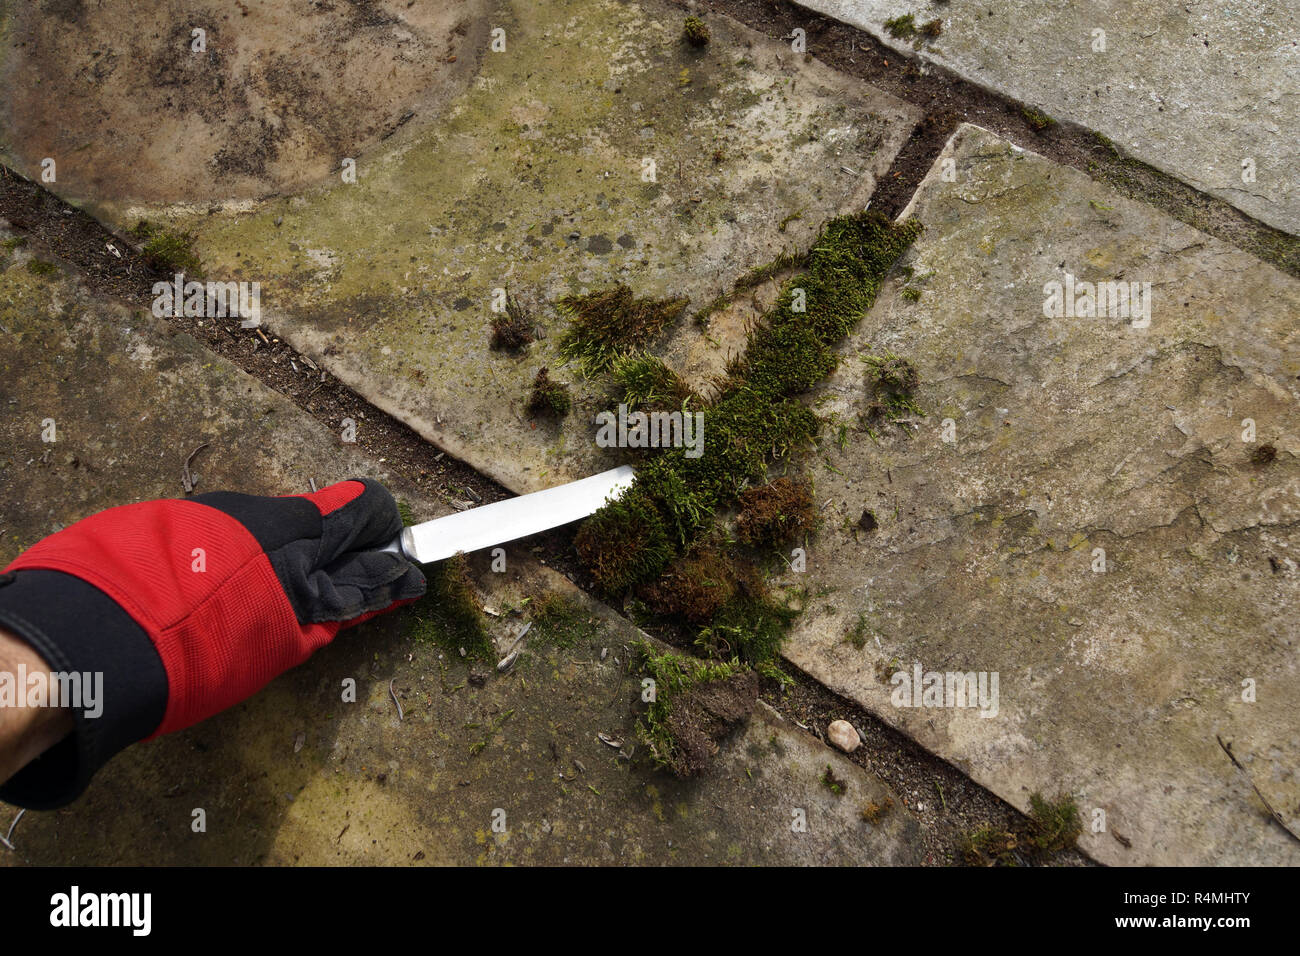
(0, 478, 425, 809)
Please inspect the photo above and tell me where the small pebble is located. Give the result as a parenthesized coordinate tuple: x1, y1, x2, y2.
(828, 719, 861, 753)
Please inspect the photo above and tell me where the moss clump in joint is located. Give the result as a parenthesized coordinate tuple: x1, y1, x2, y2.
(1028, 791, 1083, 852)
(575, 485, 677, 593)
(701, 570, 798, 666)
(638, 544, 739, 626)
(1022, 107, 1056, 132)
(734, 477, 817, 549)
(576, 211, 922, 595)
(959, 826, 1019, 866)
(130, 219, 204, 277)
(526, 367, 572, 417)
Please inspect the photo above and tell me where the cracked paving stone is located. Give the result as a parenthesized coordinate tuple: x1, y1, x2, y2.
(0, 245, 919, 865)
(781, 123, 1300, 866)
(799, 0, 1300, 235)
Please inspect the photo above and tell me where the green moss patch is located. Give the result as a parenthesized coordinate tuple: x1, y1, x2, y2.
(862, 352, 924, 434)
(526, 367, 572, 417)
(884, 14, 942, 47)
(130, 220, 204, 277)
(958, 792, 1082, 865)
(530, 592, 600, 648)
(1028, 792, 1083, 852)
(682, 15, 711, 48)
(635, 642, 757, 777)
(611, 353, 698, 411)
(577, 211, 921, 594)
(734, 477, 816, 549)
(25, 259, 58, 277)
(701, 573, 799, 665)
(557, 284, 688, 375)
(1021, 107, 1057, 132)
(884, 14, 917, 39)
(407, 554, 493, 660)
(821, 764, 847, 796)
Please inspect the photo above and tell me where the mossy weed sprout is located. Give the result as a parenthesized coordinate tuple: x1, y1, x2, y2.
(883, 14, 916, 39)
(821, 764, 847, 796)
(556, 285, 688, 375)
(634, 641, 756, 776)
(130, 219, 204, 277)
(526, 367, 572, 417)
(577, 211, 922, 594)
(490, 292, 536, 350)
(682, 15, 711, 47)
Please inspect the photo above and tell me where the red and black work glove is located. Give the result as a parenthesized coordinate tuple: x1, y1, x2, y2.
(0, 478, 425, 809)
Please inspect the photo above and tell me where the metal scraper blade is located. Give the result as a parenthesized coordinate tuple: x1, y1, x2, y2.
(379, 465, 636, 564)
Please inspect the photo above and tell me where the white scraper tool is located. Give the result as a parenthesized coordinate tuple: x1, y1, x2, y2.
(378, 465, 636, 564)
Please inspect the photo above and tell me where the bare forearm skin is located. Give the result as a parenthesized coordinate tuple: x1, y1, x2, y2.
(0, 626, 73, 788)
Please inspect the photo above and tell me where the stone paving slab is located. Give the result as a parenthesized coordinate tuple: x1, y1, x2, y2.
(796, 0, 1299, 235)
(39, 0, 920, 496)
(777, 123, 1300, 866)
(0, 0, 492, 204)
(0, 241, 922, 866)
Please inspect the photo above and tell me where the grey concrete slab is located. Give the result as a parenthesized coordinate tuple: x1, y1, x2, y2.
(796, 0, 1299, 234)
(0, 0, 492, 204)
(0, 242, 922, 865)
(19, 0, 920, 496)
(779, 123, 1300, 866)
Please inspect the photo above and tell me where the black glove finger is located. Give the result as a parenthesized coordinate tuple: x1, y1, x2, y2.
(301, 550, 427, 623)
(314, 477, 407, 565)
